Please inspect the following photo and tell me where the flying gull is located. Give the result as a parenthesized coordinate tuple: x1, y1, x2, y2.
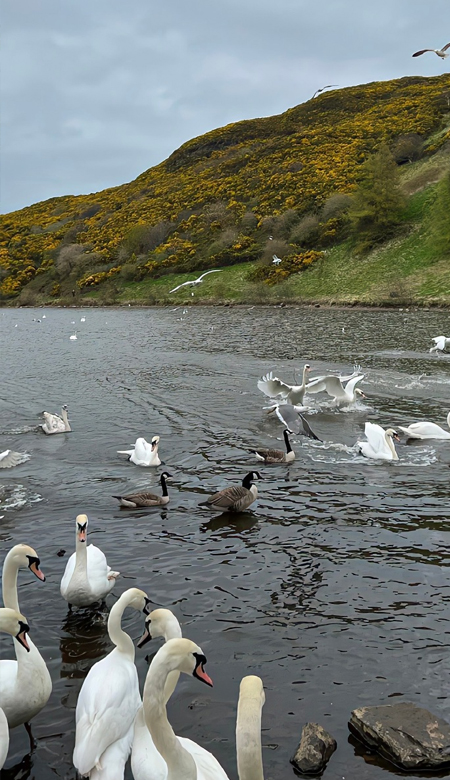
(169, 270, 222, 294)
(412, 43, 450, 59)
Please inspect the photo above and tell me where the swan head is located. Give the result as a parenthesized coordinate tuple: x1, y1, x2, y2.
(0, 607, 30, 651)
(386, 428, 400, 442)
(116, 587, 151, 615)
(76, 514, 88, 543)
(239, 675, 265, 708)
(151, 435, 160, 451)
(137, 608, 181, 648)
(355, 388, 366, 399)
(155, 638, 213, 687)
(7, 544, 45, 582)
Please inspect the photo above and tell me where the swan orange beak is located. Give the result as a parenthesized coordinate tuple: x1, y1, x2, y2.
(137, 626, 152, 648)
(16, 623, 30, 652)
(193, 656, 213, 687)
(29, 559, 45, 581)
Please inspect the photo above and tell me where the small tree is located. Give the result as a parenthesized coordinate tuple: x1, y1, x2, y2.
(349, 144, 406, 253)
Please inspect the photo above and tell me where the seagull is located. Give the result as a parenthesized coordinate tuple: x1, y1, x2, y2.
(430, 336, 450, 353)
(272, 255, 282, 265)
(169, 270, 222, 293)
(412, 43, 450, 59)
(273, 404, 321, 440)
(312, 84, 338, 99)
(0, 450, 29, 468)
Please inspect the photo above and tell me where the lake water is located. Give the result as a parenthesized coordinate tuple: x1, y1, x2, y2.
(1, 304, 450, 780)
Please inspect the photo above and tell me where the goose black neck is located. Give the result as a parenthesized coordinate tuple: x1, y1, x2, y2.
(242, 473, 254, 489)
(283, 429, 292, 453)
(160, 474, 169, 497)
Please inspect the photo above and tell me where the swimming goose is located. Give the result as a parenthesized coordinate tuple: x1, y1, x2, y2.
(0, 545, 52, 729)
(398, 412, 450, 440)
(430, 336, 450, 354)
(357, 422, 400, 461)
(272, 404, 321, 440)
(118, 436, 161, 467)
(0, 450, 28, 468)
(249, 430, 295, 463)
(305, 372, 365, 406)
(73, 588, 151, 779)
(0, 608, 31, 769)
(199, 471, 262, 512)
(113, 472, 172, 508)
(60, 514, 120, 608)
(40, 404, 71, 434)
(142, 638, 229, 780)
(236, 676, 265, 780)
(257, 364, 311, 406)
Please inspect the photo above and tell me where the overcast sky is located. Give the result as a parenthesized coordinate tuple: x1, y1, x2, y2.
(1, 0, 449, 214)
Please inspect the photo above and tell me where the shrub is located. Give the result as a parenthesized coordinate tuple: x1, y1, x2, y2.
(391, 133, 423, 165)
(290, 214, 320, 247)
(428, 169, 450, 257)
(248, 250, 322, 284)
(320, 193, 352, 222)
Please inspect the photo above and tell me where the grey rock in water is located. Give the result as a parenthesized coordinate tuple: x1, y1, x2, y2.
(290, 722, 337, 774)
(349, 702, 450, 770)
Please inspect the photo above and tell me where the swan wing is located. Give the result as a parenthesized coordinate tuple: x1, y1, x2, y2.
(398, 422, 450, 439)
(42, 412, 65, 432)
(90, 725, 135, 780)
(275, 405, 320, 440)
(257, 372, 292, 398)
(306, 375, 345, 399)
(343, 374, 365, 395)
(0, 450, 27, 468)
(74, 653, 141, 776)
(60, 552, 77, 596)
(0, 708, 8, 771)
(431, 336, 447, 351)
(178, 736, 230, 779)
(87, 545, 118, 597)
(363, 423, 390, 455)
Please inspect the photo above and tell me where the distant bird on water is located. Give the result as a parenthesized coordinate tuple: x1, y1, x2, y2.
(312, 84, 338, 99)
(169, 270, 222, 294)
(412, 43, 450, 59)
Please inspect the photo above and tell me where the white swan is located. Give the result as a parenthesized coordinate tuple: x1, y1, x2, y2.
(142, 638, 229, 780)
(60, 514, 120, 608)
(0, 608, 31, 770)
(398, 412, 450, 440)
(357, 422, 400, 461)
(70, 332, 78, 340)
(40, 404, 71, 434)
(117, 436, 161, 467)
(236, 676, 265, 780)
(257, 364, 311, 407)
(305, 372, 365, 407)
(73, 587, 151, 779)
(0, 545, 52, 728)
(0, 449, 29, 468)
(430, 336, 450, 354)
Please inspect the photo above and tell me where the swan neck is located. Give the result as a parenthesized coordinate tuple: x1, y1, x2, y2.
(385, 432, 398, 460)
(61, 408, 71, 431)
(301, 365, 308, 388)
(236, 694, 264, 780)
(2, 550, 20, 612)
(447, 412, 450, 430)
(74, 532, 88, 572)
(107, 597, 136, 657)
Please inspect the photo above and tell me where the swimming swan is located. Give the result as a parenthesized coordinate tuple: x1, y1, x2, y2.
(306, 372, 365, 406)
(142, 638, 229, 780)
(40, 405, 71, 434)
(236, 676, 265, 780)
(113, 472, 172, 508)
(0, 545, 51, 729)
(257, 364, 311, 407)
(249, 429, 295, 463)
(118, 436, 161, 467)
(398, 412, 450, 440)
(73, 588, 151, 779)
(357, 423, 400, 461)
(199, 471, 262, 512)
(60, 514, 120, 608)
(0, 608, 31, 770)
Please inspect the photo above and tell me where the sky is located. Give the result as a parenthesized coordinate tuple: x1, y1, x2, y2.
(1, 0, 449, 214)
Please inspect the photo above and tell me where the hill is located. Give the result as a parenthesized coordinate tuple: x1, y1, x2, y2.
(1, 74, 450, 306)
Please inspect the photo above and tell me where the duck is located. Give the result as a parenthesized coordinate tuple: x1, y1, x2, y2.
(73, 588, 151, 779)
(60, 514, 120, 608)
(117, 436, 161, 467)
(398, 412, 450, 440)
(40, 404, 71, 434)
(357, 422, 400, 461)
(305, 371, 365, 407)
(430, 336, 450, 354)
(257, 364, 311, 407)
(142, 638, 229, 780)
(236, 676, 265, 780)
(0, 449, 29, 468)
(0, 608, 31, 770)
(249, 430, 295, 463)
(0, 545, 52, 729)
(199, 471, 262, 512)
(113, 473, 172, 508)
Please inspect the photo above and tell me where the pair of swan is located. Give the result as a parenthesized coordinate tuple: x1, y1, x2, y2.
(113, 472, 173, 507)
(60, 515, 120, 608)
(258, 365, 365, 408)
(118, 436, 161, 467)
(398, 412, 450, 440)
(0, 545, 52, 732)
(199, 471, 262, 512)
(249, 429, 295, 463)
(40, 405, 71, 434)
(0, 607, 31, 770)
(0, 449, 28, 468)
(357, 423, 399, 461)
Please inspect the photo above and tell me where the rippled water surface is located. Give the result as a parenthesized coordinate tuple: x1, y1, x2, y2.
(2, 305, 450, 780)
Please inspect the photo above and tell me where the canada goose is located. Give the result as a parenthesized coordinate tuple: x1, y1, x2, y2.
(357, 423, 400, 461)
(169, 270, 222, 293)
(249, 429, 295, 463)
(257, 364, 311, 407)
(306, 372, 365, 406)
(113, 472, 173, 507)
(412, 43, 450, 58)
(118, 436, 161, 467)
(199, 472, 262, 512)
(40, 405, 71, 434)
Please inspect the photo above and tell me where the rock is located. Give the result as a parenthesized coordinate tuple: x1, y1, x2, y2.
(349, 702, 450, 771)
(290, 722, 337, 775)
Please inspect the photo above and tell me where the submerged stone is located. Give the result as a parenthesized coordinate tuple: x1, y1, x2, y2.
(349, 702, 450, 771)
(290, 722, 337, 774)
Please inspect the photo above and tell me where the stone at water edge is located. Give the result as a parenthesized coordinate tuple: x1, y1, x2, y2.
(349, 702, 450, 770)
(290, 722, 337, 774)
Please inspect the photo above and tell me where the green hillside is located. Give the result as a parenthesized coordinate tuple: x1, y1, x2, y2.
(2, 74, 450, 306)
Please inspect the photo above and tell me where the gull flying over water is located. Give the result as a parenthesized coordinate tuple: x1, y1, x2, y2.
(169, 270, 222, 294)
(412, 43, 450, 59)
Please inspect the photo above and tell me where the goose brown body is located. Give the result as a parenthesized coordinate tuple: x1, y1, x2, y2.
(113, 472, 172, 507)
(200, 472, 262, 512)
(249, 429, 294, 464)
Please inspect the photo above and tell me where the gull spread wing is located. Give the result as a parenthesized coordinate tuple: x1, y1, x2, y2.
(197, 270, 221, 282)
(257, 372, 292, 399)
(443, 43, 450, 51)
(275, 404, 321, 440)
(0, 449, 27, 468)
(412, 49, 433, 57)
(169, 281, 193, 293)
